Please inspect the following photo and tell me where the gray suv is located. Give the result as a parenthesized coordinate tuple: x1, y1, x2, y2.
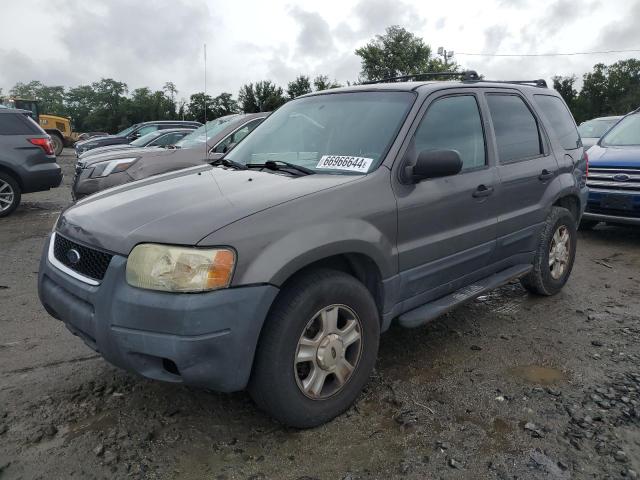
(38, 72, 588, 427)
(0, 108, 62, 217)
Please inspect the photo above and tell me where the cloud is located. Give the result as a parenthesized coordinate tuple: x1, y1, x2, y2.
(288, 6, 335, 58)
(483, 25, 509, 53)
(595, 0, 640, 49)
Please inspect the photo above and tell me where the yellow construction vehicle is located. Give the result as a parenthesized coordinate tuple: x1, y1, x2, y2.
(0, 98, 75, 155)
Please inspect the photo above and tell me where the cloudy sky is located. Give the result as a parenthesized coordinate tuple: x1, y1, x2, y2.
(1, 0, 639, 101)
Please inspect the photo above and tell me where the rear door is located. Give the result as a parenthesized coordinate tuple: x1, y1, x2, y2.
(394, 90, 499, 308)
(484, 91, 559, 263)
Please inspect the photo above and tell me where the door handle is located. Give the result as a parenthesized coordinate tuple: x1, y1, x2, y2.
(472, 184, 494, 198)
(538, 169, 554, 181)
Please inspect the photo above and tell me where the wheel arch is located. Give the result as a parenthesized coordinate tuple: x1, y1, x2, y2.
(0, 164, 23, 190)
(552, 193, 581, 221)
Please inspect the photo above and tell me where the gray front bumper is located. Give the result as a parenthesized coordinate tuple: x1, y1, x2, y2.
(38, 234, 278, 392)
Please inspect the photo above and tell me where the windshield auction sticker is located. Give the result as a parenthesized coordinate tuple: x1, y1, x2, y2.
(316, 155, 373, 173)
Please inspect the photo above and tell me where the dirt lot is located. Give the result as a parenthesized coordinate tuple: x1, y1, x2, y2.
(0, 150, 639, 479)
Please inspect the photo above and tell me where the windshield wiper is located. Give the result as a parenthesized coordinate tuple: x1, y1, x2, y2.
(210, 157, 247, 170)
(245, 160, 315, 176)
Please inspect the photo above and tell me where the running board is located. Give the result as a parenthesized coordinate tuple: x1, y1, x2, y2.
(397, 264, 532, 329)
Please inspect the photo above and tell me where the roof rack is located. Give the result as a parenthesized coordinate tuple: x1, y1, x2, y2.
(470, 79, 548, 88)
(363, 70, 481, 84)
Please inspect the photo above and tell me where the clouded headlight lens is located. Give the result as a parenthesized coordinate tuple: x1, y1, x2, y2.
(126, 244, 235, 292)
(90, 157, 138, 178)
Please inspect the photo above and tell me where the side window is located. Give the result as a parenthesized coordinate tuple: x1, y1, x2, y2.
(533, 95, 581, 150)
(213, 120, 263, 153)
(413, 95, 486, 171)
(486, 94, 542, 163)
(135, 125, 159, 137)
(150, 132, 182, 146)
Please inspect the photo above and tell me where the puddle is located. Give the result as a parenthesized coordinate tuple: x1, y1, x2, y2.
(507, 365, 567, 385)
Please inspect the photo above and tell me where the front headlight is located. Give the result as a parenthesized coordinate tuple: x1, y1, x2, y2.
(90, 157, 138, 178)
(126, 244, 235, 292)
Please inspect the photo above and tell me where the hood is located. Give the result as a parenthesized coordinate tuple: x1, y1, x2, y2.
(57, 166, 358, 255)
(78, 135, 128, 149)
(588, 144, 640, 168)
(79, 144, 137, 159)
(79, 146, 165, 167)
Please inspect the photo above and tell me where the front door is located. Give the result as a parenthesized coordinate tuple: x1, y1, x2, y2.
(394, 91, 499, 309)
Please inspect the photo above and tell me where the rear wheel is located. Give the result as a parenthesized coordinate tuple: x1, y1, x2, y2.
(521, 206, 577, 296)
(50, 134, 64, 156)
(0, 172, 21, 217)
(249, 269, 380, 428)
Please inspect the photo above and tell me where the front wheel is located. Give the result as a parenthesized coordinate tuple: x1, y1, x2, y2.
(521, 206, 577, 296)
(50, 134, 64, 156)
(249, 269, 380, 428)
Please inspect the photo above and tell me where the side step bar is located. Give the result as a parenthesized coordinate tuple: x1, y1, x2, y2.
(397, 264, 532, 328)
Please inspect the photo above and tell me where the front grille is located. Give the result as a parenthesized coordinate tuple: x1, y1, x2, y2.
(587, 167, 640, 192)
(53, 234, 113, 281)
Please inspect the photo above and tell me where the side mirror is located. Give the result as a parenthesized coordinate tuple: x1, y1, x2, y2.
(130, 131, 141, 139)
(408, 149, 463, 182)
(209, 152, 224, 161)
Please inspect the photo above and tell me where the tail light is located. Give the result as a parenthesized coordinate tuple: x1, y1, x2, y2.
(28, 137, 55, 156)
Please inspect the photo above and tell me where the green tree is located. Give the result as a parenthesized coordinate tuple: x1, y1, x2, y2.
(211, 92, 239, 118)
(9, 81, 67, 116)
(355, 26, 455, 82)
(313, 75, 342, 91)
(187, 92, 215, 123)
(238, 81, 286, 113)
(287, 75, 312, 98)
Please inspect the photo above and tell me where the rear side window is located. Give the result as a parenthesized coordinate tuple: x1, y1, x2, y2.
(486, 94, 542, 163)
(0, 113, 42, 135)
(534, 95, 581, 150)
(413, 95, 486, 170)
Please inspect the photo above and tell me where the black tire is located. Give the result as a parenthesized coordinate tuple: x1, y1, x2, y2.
(50, 134, 64, 156)
(0, 172, 21, 218)
(249, 269, 380, 428)
(579, 219, 598, 230)
(520, 206, 577, 296)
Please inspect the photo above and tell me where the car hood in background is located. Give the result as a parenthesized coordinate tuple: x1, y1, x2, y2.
(79, 146, 206, 168)
(79, 144, 140, 159)
(79, 147, 166, 167)
(587, 144, 640, 168)
(76, 135, 129, 149)
(57, 166, 358, 255)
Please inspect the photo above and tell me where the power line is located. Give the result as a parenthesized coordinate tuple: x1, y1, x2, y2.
(455, 49, 640, 57)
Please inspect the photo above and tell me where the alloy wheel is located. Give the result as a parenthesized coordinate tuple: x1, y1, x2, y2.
(549, 225, 571, 280)
(294, 304, 363, 399)
(0, 179, 15, 213)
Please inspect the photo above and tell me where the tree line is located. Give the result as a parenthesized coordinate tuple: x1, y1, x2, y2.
(2, 25, 638, 132)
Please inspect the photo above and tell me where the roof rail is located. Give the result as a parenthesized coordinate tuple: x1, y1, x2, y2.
(363, 70, 480, 84)
(470, 79, 548, 88)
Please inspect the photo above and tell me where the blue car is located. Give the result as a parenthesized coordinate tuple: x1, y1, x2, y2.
(582, 109, 640, 228)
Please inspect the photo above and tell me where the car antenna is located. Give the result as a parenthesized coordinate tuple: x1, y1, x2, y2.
(203, 43, 208, 161)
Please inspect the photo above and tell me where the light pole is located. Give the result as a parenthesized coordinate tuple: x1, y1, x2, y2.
(437, 47, 454, 68)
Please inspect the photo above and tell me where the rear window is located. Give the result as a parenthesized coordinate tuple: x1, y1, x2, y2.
(534, 95, 581, 150)
(0, 113, 43, 135)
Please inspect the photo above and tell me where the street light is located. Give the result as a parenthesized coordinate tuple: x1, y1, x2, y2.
(437, 47, 454, 67)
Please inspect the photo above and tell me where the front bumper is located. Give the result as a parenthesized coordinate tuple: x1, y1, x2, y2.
(72, 167, 132, 200)
(38, 234, 279, 392)
(584, 189, 640, 225)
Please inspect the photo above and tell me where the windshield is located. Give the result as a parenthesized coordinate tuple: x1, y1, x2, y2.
(175, 115, 241, 149)
(225, 91, 415, 174)
(130, 131, 161, 147)
(600, 114, 640, 147)
(578, 118, 618, 138)
(116, 124, 137, 137)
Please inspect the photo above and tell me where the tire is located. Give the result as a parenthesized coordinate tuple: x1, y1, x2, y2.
(579, 219, 598, 230)
(50, 134, 64, 156)
(249, 269, 380, 428)
(0, 172, 21, 218)
(520, 206, 577, 296)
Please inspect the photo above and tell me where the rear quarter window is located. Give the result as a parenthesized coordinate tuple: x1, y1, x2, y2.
(0, 113, 43, 135)
(533, 95, 581, 150)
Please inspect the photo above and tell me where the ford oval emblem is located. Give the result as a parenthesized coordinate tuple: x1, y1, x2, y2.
(66, 249, 81, 265)
(613, 173, 630, 182)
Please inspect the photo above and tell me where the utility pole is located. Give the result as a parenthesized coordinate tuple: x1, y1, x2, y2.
(437, 47, 454, 68)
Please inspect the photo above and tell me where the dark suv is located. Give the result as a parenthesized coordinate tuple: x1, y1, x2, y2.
(0, 108, 62, 217)
(74, 120, 201, 156)
(38, 72, 587, 427)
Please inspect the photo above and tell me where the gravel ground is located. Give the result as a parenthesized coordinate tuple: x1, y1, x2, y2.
(0, 150, 639, 479)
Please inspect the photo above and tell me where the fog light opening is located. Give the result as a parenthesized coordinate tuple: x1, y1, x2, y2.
(162, 358, 180, 376)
